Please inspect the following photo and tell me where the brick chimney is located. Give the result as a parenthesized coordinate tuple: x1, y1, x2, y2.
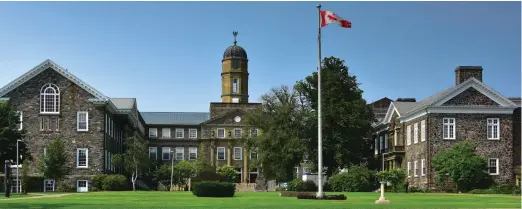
(455, 66, 483, 85)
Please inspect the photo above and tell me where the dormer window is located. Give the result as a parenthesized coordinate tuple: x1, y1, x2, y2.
(40, 84, 60, 114)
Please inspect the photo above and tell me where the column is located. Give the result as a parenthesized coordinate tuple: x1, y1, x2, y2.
(227, 144, 231, 166)
(210, 142, 215, 167)
(243, 148, 248, 183)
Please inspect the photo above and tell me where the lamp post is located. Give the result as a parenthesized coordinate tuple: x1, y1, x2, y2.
(16, 139, 22, 193)
(170, 150, 175, 191)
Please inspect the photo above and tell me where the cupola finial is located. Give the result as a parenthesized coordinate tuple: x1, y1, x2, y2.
(233, 31, 238, 45)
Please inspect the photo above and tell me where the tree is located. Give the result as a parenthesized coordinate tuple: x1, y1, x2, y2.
(431, 141, 492, 192)
(114, 136, 150, 191)
(244, 86, 310, 181)
(295, 56, 374, 176)
(20, 158, 31, 194)
(0, 103, 29, 170)
(38, 137, 71, 183)
(193, 143, 214, 174)
(153, 164, 179, 191)
(216, 165, 238, 183)
(174, 160, 195, 189)
(376, 168, 406, 192)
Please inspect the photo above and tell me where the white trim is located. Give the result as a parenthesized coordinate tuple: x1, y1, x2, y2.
(433, 79, 518, 107)
(393, 130, 398, 146)
(381, 102, 400, 125)
(76, 180, 89, 193)
(443, 118, 456, 140)
(421, 159, 426, 176)
(175, 128, 184, 138)
(413, 123, 419, 144)
(427, 107, 515, 114)
(407, 162, 411, 177)
(233, 147, 243, 160)
(217, 147, 226, 160)
(39, 83, 61, 115)
(148, 147, 157, 160)
(488, 158, 499, 175)
(76, 148, 88, 168)
(400, 110, 427, 123)
(188, 129, 198, 138)
(189, 147, 198, 160)
(421, 120, 426, 142)
(162, 147, 171, 160)
(16, 111, 22, 130)
(234, 128, 242, 138)
(149, 128, 158, 138)
(487, 118, 500, 140)
(250, 128, 259, 137)
(414, 160, 418, 177)
(43, 179, 55, 192)
(175, 147, 184, 161)
(406, 125, 411, 145)
(76, 111, 89, 132)
(162, 128, 171, 138)
(217, 128, 225, 138)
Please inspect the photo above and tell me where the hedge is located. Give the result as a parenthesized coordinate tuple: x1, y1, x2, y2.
(287, 179, 317, 192)
(101, 175, 128, 191)
(192, 181, 235, 197)
(280, 191, 316, 197)
(297, 194, 347, 200)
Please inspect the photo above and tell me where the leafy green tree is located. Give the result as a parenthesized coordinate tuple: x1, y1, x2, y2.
(20, 158, 31, 194)
(244, 86, 310, 181)
(174, 160, 195, 188)
(328, 164, 376, 192)
(113, 136, 150, 191)
(295, 56, 374, 176)
(38, 137, 71, 183)
(193, 143, 214, 174)
(153, 164, 179, 191)
(217, 165, 238, 183)
(0, 103, 29, 170)
(432, 141, 491, 192)
(376, 168, 406, 192)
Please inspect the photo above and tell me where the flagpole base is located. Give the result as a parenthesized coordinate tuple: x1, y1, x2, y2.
(316, 192, 325, 199)
(375, 197, 390, 204)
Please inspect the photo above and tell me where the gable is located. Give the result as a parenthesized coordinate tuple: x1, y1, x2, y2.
(0, 59, 108, 101)
(201, 109, 249, 126)
(441, 87, 500, 106)
(382, 102, 399, 124)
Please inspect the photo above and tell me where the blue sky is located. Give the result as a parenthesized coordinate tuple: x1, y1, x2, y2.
(0, 2, 520, 112)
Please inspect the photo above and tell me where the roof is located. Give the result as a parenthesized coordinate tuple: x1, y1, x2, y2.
(110, 98, 136, 110)
(393, 101, 419, 115)
(509, 97, 521, 107)
(141, 112, 210, 125)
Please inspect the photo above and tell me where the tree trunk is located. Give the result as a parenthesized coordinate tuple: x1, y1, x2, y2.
(131, 172, 137, 191)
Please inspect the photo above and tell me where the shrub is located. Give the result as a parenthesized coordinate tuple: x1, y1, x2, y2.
(376, 169, 406, 192)
(56, 180, 75, 192)
(493, 183, 517, 194)
(192, 181, 235, 197)
(513, 185, 521, 196)
(92, 174, 108, 190)
(287, 179, 317, 192)
(329, 165, 376, 192)
(102, 175, 128, 191)
(468, 188, 497, 194)
(296, 194, 347, 200)
(280, 191, 316, 197)
(216, 166, 237, 183)
(191, 171, 228, 183)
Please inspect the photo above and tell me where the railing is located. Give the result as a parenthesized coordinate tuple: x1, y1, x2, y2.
(393, 146, 405, 152)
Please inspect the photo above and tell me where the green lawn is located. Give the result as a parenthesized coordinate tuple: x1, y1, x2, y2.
(0, 191, 520, 208)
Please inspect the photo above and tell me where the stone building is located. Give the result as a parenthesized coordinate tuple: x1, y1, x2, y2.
(372, 66, 520, 189)
(0, 33, 261, 192)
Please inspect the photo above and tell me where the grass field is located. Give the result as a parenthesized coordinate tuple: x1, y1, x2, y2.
(0, 191, 520, 209)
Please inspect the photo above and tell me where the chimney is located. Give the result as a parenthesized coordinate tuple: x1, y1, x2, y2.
(455, 66, 483, 85)
(397, 98, 416, 102)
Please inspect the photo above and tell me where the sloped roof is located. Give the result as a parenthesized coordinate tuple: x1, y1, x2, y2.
(393, 101, 419, 115)
(0, 59, 108, 101)
(110, 98, 136, 110)
(509, 97, 521, 107)
(141, 112, 210, 125)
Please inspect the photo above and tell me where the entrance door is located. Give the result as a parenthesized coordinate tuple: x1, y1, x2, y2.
(77, 180, 88, 192)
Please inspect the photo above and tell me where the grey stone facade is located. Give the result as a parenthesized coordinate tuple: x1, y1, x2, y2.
(442, 88, 499, 106)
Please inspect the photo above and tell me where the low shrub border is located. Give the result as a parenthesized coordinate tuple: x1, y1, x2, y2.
(297, 194, 347, 200)
(192, 181, 235, 197)
(279, 191, 316, 197)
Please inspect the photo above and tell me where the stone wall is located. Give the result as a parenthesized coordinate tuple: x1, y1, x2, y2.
(404, 115, 429, 188)
(427, 113, 514, 185)
(442, 88, 499, 106)
(209, 102, 261, 119)
(6, 67, 105, 176)
(455, 67, 482, 85)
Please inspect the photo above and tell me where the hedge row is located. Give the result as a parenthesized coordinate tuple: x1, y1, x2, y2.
(297, 194, 347, 200)
(279, 191, 316, 197)
(192, 181, 235, 197)
(92, 174, 128, 191)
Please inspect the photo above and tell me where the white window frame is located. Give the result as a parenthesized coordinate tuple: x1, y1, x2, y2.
(487, 118, 500, 140)
(149, 128, 158, 138)
(217, 128, 225, 138)
(189, 147, 198, 160)
(40, 117, 50, 131)
(374, 137, 378, 155)
(413, 123, 418, 144)
(217, 147, 226, 160)
(16, 111, 22, 130)
(76, 148, 88, 168)
(421, 120, 426, 142)
(407, 162, 411, 177)
(393, 130, 398, 146)
(488, 158, 499, 175)
(149, 147, 157, 160)
(40, 83, 60, 114)
(443, 118, 456, 140)
(162, 147, 171, 160)
(76, 111, 89, 132)
(175, 128, 184, 138)
(53, 117, 59, 131)
(421, 159, 426, 176)
(189, 129, 198, 138)
(250, 128, 258, 137)
(234, 128, 242, 138)
(43, 179, 55, 192)
(413, 160, 418, 177)
(232, 98, 239, 103)
(162, 128, 171, 138)
(175, 147, 184, 161)
(407, 125, 412, 145)
(233, 147, 243, 160)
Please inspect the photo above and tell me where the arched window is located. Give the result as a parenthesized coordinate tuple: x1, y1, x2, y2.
(40, 84, 60, 114)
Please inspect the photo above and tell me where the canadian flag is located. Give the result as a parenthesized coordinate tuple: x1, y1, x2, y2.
(320, 11, 351, 28)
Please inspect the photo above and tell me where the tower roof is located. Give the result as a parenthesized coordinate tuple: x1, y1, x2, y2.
(223, 31, 248, 61)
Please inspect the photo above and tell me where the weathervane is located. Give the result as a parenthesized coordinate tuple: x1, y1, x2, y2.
(233, 31, 238, 45)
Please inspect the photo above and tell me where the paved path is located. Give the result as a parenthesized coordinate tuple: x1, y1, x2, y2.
(2, 193, 73, 200)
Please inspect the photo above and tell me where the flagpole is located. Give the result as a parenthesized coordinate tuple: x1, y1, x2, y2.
(316, 4, 324, 198)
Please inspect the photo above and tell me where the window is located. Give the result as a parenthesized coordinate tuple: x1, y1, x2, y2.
(443, 118, 456, 139)
(232, 78, 239, 93)
(217, 128, 225, 138)
(384, 134, 388, 149)
(44, 179, 55, 192)
(413, 123, 418, 144)
(421, 120, 426, 142)
(250, 149, 258, 160)
(231, 60, 240, 69)
(189, 147, 198, 160)
(217, 147, 226, 160)
(162, 147, 171, 160)
(234, 147, 242, 160)
(487, 118, 500, 140)
(394, 130, 398, 146)
(149, 128, 157, 138)
(175, 128, 184, 138)
(250, 128, 258, 137)
(379, 136, 383, 150)
(414, 160, 418, 177)
(162, 128, 170, 138)
(407, 162, 411, 177)
(149, 147, 157, 160)
(189, 129, 197, 138)
(40, 83, 60, 114)
(175, 147, 184, 161)
(16, 111, 22, 130)
(232, 98, 239, 103)
(407, 125, 412, 145)
(234, 128, 242, 138)
(53, 117, 59, 131)
(374, 137, 378, 155)
(488, 158, 499, 175)
(76, 148, 88, 168)
(40, 117, 50, 131)
(421, 159, 426, 176)
(77, 112, 88, 132)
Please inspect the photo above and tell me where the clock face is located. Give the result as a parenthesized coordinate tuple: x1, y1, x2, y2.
(234, 116, 241, 123)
